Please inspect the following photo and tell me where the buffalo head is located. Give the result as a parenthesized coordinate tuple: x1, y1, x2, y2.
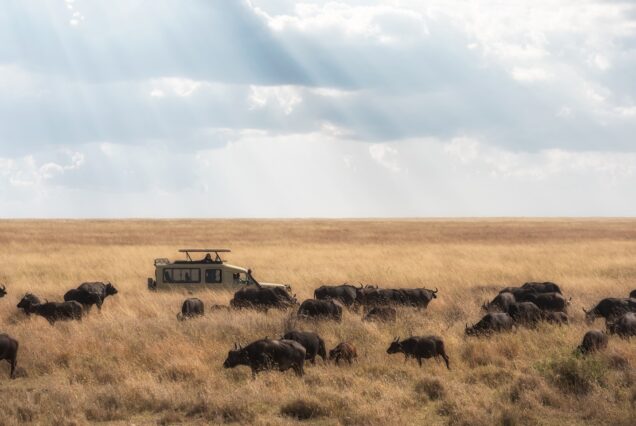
(386, 337, 402, 354)
(0, 284, 6, 298)
(582, 307, 596, 324)
(223, 343, 247, 368)
(105, 282, 118, 296)
(432, 288, 439, 299)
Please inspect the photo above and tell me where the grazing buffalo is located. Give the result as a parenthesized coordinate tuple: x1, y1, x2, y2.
(583, 298, 636, 323)
(230, 286, 296, 311)
(363, 306, 397, 322)
(515, 292, 568, 312)
(607, 312, 636, 338)
(0, 284, 6, 298)
(76, 282, 118, 310)
(223, 339, 306, 378)
(358, 287, 438, 309)
(0, 334, 18, 379)
(521, 282, 562, 294)
(386, 336, 450, 369)
(282, 331, 326, 364)
(508, 302, 543, 326)
(314, 284, 359, 309)
(329, 342, 358, 365)
(298, 299, 342, 321)
(17, 295, 83, 324)
(577, 330, 608, 354)
(63, 289, 102, 311)
(630, 289, 636, 299)
(482, 292, 516, 312)
(177, 298, 204, 320)
(543, 311, 569, 325)
(465, 313, 514, 336)
(16, 293, 41, 315)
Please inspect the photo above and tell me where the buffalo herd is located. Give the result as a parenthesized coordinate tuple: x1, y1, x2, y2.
(1, 280, 635, 380)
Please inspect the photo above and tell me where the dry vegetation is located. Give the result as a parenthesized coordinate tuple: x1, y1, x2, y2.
(0, 219, 635, 425)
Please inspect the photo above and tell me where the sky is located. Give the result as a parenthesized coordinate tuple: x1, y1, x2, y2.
(1, 0, 635, 217)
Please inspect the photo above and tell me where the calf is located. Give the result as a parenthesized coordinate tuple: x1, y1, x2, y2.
(607, 312, 636, 338)
(282, 330, 327, 364)
(363, 306, 397, 322)
(465, 313, 514, 336)
(297, 299, 343, 321)
(577, 330, 608, 354)
(177, 298, 204, 320)
(508, 302, 543, 326)
(543, 311, 569, 325)
(329, 342, 358, 365)
(0, 334, 18, 379)
(386, 336, 450, 369)
(0, 284, 6, 298)
(223, 338, 306, 378)
(17, 295, 83, 324)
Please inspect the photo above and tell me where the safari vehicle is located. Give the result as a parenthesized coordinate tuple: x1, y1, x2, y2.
(147, 249, 291, 292)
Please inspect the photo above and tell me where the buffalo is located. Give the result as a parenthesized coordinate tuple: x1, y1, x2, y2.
(230, 286, 296, 311)
(282, 330, 327, 364)
(16, 293, 41, 315)
(577, 330, 608, 354)
(508, 302, 543, 326)
(515, 292, 568, 312)
(0, 334, 18, 379)
(543, 311, 569, 325)
(0, 284, 6, 298)
(314, 284, 359, 309)
(76, 282, 118, 310)
(386, 336, 450, 369)
(363, 306, 397, 322)
(607, 312, 636, 338)
(223, 338, 306, 378)
(17, 294, 83, 324)
(329, 342, 358, 365)
(482, 292, 516, 312)
(357, 287, 438, 309)
(63, 289, 102, 311)
(177, 298, 204, 320)
(298, 299, 342, 321)
(520, 282, 562, 294)
(465, 313, 514, 336)
(583, 298, 636, 323)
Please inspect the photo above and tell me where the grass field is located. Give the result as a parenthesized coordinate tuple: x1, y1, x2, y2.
(0, 219, 634, 425)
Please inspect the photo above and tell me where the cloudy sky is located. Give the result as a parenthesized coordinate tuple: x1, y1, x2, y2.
(1, 0, 635, 217)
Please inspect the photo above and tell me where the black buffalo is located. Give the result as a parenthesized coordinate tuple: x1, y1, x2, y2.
(17, 295, 83, 324)
(607, 312, 636, 338)
(282, 330, 327, 364)
(329, 342, 358, 365)
(0, 334, 18, 379)
(583, 298, 636, 323)
(63, 289, 102, 311)
(230, 286, 296, 311)
(358, 287, 438, 308)
(508, 302, 543, 326)
(313, 284, 359, 309)
(0, 284, 6, 298)
(16, 293, 41, 315)
(363, 306, 397, 322)
(482, 292, 516, 312)
(76, 282, 118, 310)
(465, 313, 514, 336)
(630, 289, 636, 299)
(543, 311, 569, 325)
(177, 298, 204, 320)
(223, 338, 306, 378)
(515, 292, 568, 312)
(386, 336, 450, 369)
(577, 330, 608, 354)
(298, 299, 342, 321)
(520, 282, 562, 294)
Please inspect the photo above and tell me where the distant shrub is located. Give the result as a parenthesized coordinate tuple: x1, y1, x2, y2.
(539, 356, 608, 396)
(281, 399, 326, 420)
(414, 378, 445, 401)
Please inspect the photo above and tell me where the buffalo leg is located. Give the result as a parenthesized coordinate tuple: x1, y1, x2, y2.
(441, 354, 450, 370)
(417, 357, 422, 367)
(10, 358, 16, 379)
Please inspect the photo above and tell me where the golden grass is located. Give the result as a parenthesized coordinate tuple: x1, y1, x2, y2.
(0, 219, 635, 425)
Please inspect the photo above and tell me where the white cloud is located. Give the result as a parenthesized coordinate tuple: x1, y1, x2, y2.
(248, 85, 302, 114)
(369, 144, 402, 173)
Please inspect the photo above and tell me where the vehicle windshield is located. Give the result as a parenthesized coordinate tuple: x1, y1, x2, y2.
(233, 272, 249, 285)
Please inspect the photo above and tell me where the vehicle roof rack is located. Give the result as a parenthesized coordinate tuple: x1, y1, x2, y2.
(178, 248, 230, 263)
(178, 249, 231, 253)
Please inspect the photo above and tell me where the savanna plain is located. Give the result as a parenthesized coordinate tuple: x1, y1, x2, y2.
(0, 219, 634, 426)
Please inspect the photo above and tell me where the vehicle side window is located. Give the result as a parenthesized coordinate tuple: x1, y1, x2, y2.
(163, 268, 200, 283)
(205, 269, 222, 284)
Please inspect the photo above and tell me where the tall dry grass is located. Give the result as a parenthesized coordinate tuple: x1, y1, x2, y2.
(0, 219, 634, 425)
